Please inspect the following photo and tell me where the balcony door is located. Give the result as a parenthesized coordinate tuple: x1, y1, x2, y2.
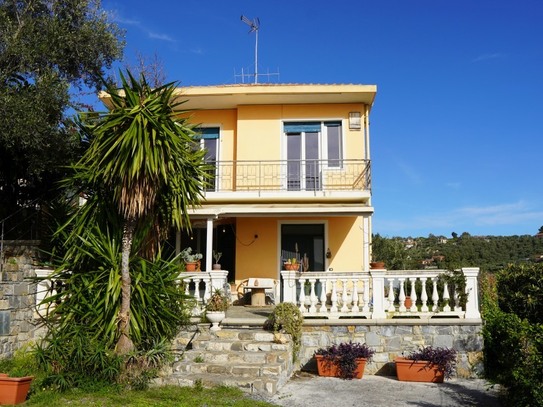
(281, 223, 325, 272)
(197, 127, 219, 191)
(284, 121, 343, 191)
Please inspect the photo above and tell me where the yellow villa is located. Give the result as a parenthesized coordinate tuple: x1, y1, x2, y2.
(173, 84, 376, 299)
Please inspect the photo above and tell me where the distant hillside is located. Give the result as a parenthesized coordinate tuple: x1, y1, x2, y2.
(372, 233, 543, 272)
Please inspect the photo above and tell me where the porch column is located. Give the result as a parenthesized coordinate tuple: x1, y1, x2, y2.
(362, 215, 370, 272)
(281, 270, 298, 304)
(205, 218, 213, 272)
(462, 267, 481, 319)
(370, 269, 387, 319)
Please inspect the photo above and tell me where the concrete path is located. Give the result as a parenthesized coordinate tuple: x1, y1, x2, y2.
(263, 372, 503, 407)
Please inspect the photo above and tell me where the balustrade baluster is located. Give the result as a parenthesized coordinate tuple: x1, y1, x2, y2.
(443, 282, 451, 312)
(362, 278, 370, 313)
(398, 278, 407, 312)
(420, 277, 429, 312)
(409, 277, 418, 312)
(309, 279, 318, 313)
(318, 278, 327, 314)
(432, 278, 439, 311)
(340, 279, 349, 313)
(387, 279, 396, 312)
(330, 279, 338, 313)
(299, 278, 307, 313)
(351, 279, 359, 313)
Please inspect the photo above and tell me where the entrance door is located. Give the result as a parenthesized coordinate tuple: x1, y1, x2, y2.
(281, 224, 325, 272)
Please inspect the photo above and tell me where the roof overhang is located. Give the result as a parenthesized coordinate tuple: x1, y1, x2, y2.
(187, 204, 374, 219)
(99, 83, 377, 111)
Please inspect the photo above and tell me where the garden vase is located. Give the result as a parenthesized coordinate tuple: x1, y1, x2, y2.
(206, 311, 226, 331)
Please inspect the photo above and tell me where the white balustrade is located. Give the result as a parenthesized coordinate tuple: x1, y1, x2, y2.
(180, 270, 228, 315)
(280, 268, 480, 320)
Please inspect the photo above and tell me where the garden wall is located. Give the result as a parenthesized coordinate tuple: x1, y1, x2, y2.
(0, 241, 44, 357)
(299, 319, 483, 378)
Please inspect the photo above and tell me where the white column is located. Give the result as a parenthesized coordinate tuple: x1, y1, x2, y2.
(205, 218, 213, 272)
(463, 267, 481, 319)
(370, 270, 387, 318)
(280, 270, 298, 304)
(362, 215, 371, 271)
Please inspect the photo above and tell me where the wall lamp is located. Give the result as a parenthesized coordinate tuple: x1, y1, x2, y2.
(349, 111, 361, 130)
(326, 248, 332, 259)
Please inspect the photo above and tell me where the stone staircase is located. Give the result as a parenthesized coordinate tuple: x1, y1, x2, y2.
(159, 324, 294, 395)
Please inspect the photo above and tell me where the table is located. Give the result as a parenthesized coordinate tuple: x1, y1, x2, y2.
(244, 284, 274, 306)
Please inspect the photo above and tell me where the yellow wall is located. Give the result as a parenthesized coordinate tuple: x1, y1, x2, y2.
(190, 103, 368, 162)
(235, 216, 365, 281)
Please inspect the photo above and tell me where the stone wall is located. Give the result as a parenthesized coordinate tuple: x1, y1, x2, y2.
(299, 320, 484, 378)
(0, 241, 43, 357)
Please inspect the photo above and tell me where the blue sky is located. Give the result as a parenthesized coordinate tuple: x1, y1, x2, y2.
(102, 0, 543, 238)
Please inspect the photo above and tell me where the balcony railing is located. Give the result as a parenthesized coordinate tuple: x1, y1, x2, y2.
(205, 159, 371, 193)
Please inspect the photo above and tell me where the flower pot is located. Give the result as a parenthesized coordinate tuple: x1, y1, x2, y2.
(404, 296, 413, 309)
(185, 261, 200, 272)
(370, 261, 386, 269)
(0, 375, 33, 405)
(395, 357, 444, 383)
(284, 263, 300, 271)
(212, 264, 221, 270)
(206, 311, 226, 331)
(315, 355, 367, 379)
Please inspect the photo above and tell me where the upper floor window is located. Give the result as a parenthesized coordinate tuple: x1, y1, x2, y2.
(283, 121, 343, 168)
(283, 121, 343, 191)
(196, 127, 220, 191)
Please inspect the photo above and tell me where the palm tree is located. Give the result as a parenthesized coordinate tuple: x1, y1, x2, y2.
(71, 71, 210, 354)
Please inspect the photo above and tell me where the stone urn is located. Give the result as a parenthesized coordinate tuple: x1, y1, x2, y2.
(206, 311, 226, 331)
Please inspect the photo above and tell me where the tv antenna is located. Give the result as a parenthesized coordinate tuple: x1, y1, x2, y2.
(240, 15, 260, 83)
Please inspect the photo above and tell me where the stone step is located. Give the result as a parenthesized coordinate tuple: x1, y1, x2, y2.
(161, 373, 280, 395)
(164, 327, 294, 395)
(180, 348, 290, 365)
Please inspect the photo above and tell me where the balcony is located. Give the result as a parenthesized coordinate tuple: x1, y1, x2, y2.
(203, 159, 371, 199)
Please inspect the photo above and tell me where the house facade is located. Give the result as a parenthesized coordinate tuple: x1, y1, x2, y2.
(173, 84, 377, 289)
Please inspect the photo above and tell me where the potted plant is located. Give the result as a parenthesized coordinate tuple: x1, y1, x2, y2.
(395, 346, 457, 383)
(314, 341, 375, 379)
(284, 257, 299, 271)
(180, 247, 203, 272)
(0, 374, 33, 405)
(212, 250, 222, 270)
(205, 289, 229, 331)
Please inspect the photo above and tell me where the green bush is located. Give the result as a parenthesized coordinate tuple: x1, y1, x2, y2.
(35, 226, 192, 390)
(264, 302, 303, 361)
(482, 265, 543, 406)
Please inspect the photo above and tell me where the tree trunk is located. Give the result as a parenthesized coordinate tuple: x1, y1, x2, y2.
(116, 217, 136, 355)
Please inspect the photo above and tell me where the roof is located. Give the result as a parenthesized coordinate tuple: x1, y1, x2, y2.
(99, 83, 377, 111)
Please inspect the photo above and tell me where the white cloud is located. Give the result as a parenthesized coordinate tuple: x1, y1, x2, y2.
(472, 53, 506, 63)
(148, 32, 175, 42)
(374, 200, 543, 236)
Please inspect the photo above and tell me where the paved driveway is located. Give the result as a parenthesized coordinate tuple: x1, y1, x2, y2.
(264, 373, 503, 407)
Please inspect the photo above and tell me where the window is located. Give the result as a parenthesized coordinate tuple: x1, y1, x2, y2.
(196, 127, 219, 191)
(283, 121, 343, 191)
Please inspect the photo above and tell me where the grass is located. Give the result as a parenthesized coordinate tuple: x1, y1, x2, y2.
(25, 384, 278, 407)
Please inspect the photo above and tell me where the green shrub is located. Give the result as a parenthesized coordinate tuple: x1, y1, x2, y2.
(264, 302, 303, 361)
(482, 264, 543, 406)
(35, 226, 192, 389)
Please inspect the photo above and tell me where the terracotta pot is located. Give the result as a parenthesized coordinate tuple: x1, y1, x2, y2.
(315, 355, 367, 379)
(404, 296, 413, 309)
(185, 261, 200, 272)
(0, 375, 33, 405)
(284, 263, 300, 271)
(370, 261, 386, 269)
(395, 357, 444, 383)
